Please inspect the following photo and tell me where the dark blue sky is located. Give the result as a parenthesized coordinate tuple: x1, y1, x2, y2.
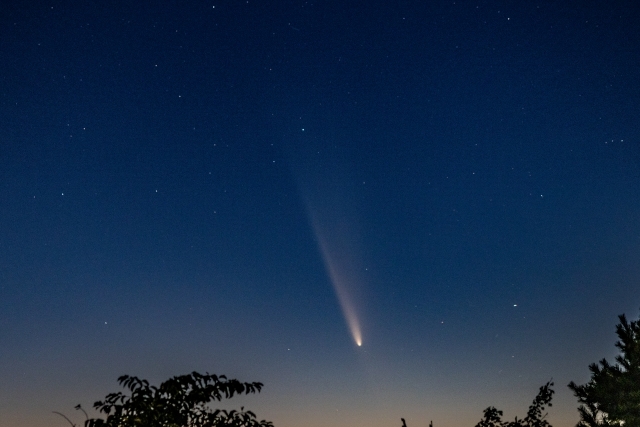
(1, 1, 639, 426)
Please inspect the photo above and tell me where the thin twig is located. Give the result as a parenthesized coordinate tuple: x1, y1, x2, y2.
(52, 411, 76, 427)
(75, 404, 89, 420)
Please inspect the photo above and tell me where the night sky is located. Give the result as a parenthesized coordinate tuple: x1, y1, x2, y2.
(1, 1, 639, 426)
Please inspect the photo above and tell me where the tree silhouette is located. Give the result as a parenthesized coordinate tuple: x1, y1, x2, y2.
(473, 381, 554, 427)
(400, 382, 554, 427)
(60, 371, 273, 427)
(568, 313, 640, 427)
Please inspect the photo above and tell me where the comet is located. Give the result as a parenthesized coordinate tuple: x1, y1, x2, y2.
(285, 140, 365, 347)
(311, 214, 363, 348)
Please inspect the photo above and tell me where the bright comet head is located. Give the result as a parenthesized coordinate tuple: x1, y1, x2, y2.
(304, 203, 364, 351)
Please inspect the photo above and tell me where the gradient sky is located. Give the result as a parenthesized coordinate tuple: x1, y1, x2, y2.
(1, 1, 639, 426)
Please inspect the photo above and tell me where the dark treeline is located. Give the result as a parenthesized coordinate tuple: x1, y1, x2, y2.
(55, 312, 640, 427)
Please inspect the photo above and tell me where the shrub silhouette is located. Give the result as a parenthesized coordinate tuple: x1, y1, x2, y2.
(56, 371, 273, 427)
(473, 381, 554, 427)
(401, 381, 554, 427)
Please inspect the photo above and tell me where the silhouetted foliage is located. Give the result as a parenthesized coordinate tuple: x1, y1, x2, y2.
(473, 381, 554, 427)
(401, 382, 553, 427)
(568, 313, 640, 427)
(62, 371, 273, 427)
